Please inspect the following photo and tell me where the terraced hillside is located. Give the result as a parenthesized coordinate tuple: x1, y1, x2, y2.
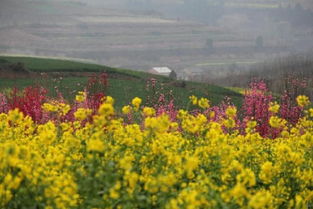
(2, 0, 312, 81)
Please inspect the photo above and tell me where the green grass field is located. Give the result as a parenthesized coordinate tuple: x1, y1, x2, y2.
(0, 56, 242, 109)
(0, 55, 154, 79)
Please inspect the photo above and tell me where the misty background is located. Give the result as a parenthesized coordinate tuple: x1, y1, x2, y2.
(1, 0, 313, 83)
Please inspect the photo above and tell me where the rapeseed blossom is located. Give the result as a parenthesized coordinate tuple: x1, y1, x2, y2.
(269, 116, 286, 128)
(74, 108, 92, 120)
(122, 105, 132, 114)
(1, 94, 313, 209)
(225, 106, 237, 118)
(296, 95, 310, 107)
(42, 101, 71, 116)
(131, 97, 142, 110)
(75, 91, 86, 102)
(87, 138, 105, 152)
(198, 97, 210, 109)
(259, 161, 275, 184)
(269, 101, 280, 113)
(189, 95, 198, 105)
(143, 107, 156, 117)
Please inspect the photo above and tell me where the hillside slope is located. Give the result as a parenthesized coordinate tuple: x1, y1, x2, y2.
(0, 56, 242, 108)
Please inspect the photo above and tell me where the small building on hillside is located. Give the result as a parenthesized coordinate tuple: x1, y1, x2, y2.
(148, 67, 176, 79)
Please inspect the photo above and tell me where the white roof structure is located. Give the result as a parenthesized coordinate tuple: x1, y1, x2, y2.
(149, 67, 173, 76)
(152, 67, 172, 74)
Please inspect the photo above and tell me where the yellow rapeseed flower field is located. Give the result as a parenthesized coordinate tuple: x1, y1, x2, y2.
(0, 95, 313, 209)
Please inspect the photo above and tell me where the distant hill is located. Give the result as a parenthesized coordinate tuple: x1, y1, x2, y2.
(1, 0, 312, 78)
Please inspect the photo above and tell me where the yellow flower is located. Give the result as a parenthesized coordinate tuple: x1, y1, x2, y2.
(109, 181, 121, 199)
(60, 103, 71, 116)
(259, 161, 275, 184)
(296, 95, 310, 107)
(181, 114, 207, 134)
(143, 107, 156, 117)
(230, 183, 249, 204)
(42, 101, 71, 116)
(269, 102, 280, 113)
(124, 171, 139, 193)
(145, 114, 170, 133)
(119, 155, 134, 171)
(166, 199, 179, 209)
(131, 97, 142, 110)
(122, 105, 132, 115)
(198, 97, 210, 109)
(223, 119, 236, 128)
(236, 168, 256, 187)
(246, 120, 257, 129)
(105, 96, 115, 105)
(2, 94, 313, 208)
(177, 109, 188, 119)
(42, 103, 58, 112)
(189, 95, 198, 105)
(87, 139, 105, 152)
(269, 116, 286, 128)
(295, 195, 306, 209)
(7, 109, 24, 123)
(109, 189, 119, 199)
(185, 156, 199, 179)
(75, 91, 86, 102)
(98, 103, 114, 116)
(225, 106, 237, 118)
(248, 190, 273, 209)
(74, 108, 92, 121)
(144, 177, 159, 193)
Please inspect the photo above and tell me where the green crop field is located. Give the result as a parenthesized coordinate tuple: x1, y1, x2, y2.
(0, 56, 103, 72)
(0, 56, 242, 109)
(0, 56, 146, 78)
